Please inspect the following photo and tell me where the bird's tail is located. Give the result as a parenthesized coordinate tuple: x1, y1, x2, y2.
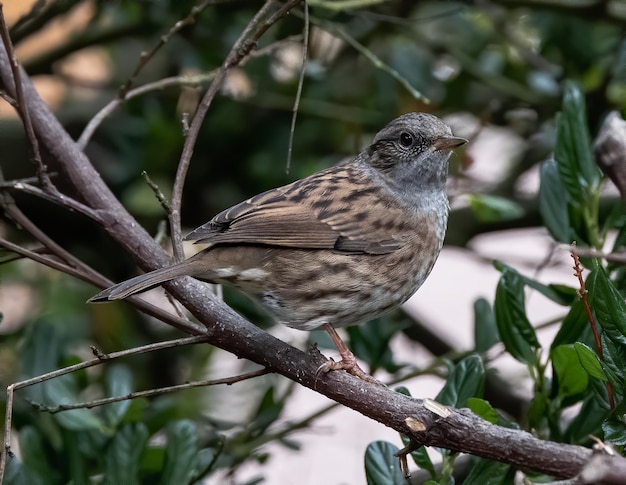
(88, 262, 194, 302)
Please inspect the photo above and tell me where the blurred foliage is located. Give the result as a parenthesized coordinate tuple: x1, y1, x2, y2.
(1, 0, 626, 483)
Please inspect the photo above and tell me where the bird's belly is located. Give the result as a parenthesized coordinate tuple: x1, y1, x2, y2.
(231, 246, 440, 331)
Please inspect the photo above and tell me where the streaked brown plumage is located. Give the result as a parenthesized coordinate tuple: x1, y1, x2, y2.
(90, 112, 466, 382)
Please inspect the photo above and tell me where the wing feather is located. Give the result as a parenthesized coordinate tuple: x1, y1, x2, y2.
(184, 165, 406, 255)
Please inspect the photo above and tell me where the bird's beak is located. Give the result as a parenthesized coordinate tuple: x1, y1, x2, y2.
(433, 135, 468, 151)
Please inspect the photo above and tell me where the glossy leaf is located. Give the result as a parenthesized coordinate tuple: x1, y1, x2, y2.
(348, 318, 406, 373)
(554, 82, 600, 206)
(538, 159, 571, 243)
(495, 261, 575, 306)
(467, 398, 499, 424)
(600, 335, 626, 391)
(474, 298, 499, 352)
(463, 458, 511, 485)
(364, 441, 405, 485)
(467, 193, 524, 223)
(602, 416, 626, 446)
(159, 420, 198, 485)
(573, 342, 608, 381)
(587, 268, 626, 346)
(103, 423, 149, 484)
(105, 365, 133, 428)
(494, 267, 539, 364)
(552, 300, 589, 348)
(564, 393, 606, 444)
(436, 355, 485, 407)
(17, 427, 59, 484)
(43, 376, 107, 433)
(552, 345, 588, 397)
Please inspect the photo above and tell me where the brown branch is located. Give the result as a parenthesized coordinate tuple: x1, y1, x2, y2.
(2, 4, 626, 484)
(77, 34, 303, 148)
(30, 368, 271, 413)
(570, 243, 615, 409)
(1, 335, 209, 476)
(0, 4, 53, 193)
(169, 0, 303, 261)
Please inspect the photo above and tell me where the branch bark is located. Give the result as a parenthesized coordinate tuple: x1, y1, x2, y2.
(1, 8, 626, 485)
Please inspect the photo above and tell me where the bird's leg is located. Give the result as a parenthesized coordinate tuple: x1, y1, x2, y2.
(316, 323, 382, 385)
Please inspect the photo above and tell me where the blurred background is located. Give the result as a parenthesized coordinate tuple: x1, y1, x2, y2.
(0, 0, 625, 483)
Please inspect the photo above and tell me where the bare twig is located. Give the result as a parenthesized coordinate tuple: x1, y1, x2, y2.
(118, 0, 224, 98)
(2, 335, 209, 475)
(0, 4, 54, 193)
(77, 35, 303, 149)
(7, 181, 100, 220)
(572, 246, 626, 264)
(31, 368, 271, 413)
(0, 174, 56, 188)
(286, 1, 309, 173)
(169, 0, 304, 262)
(569, 243, 615, 409)
(142, 171, 172, 213)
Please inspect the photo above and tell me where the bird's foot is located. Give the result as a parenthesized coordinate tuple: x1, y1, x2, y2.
(316, 353, 383, 385)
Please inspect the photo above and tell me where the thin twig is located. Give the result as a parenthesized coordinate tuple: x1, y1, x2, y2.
(7, 181, 101, 220)
(570, 243, 615, 409)
(169, 0, 303, 262)
(321, 23, 428, 103)
(0, 4, 54, 193)
(286, 1, 309, 173)
(77, 34, 302, 149)
(0, 174, 57, 188)
(118, 0, 223, 98)
(142, 171, 172, 213)
(571, 246, 626, 264)
(2, 335, 209, 473)
(31, 368, 271, 414)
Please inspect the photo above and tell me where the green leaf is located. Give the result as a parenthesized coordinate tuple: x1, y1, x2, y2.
(467, 398, 499, 424)
(104, 423, 149, 484)
(494, 267, 539, 364)
(552, 345, 589, 397)
(436, 355, 485, 407)
(600, 335, 626, 391)
(43, 376, 107, 432)
(602, 415, 626, 446)
(587, 268, 626, 346)
(463, 458, 512, 485)
(251, 387, 286, 435)
(573, 342, 608, 381)
(552, 300, 589, 348)
(4, 456, 30, 485)
(364, 441, 405, 485)
(395, 386, 411, 397)
(467, 194, 524, 223)
(554, 81, 601, 206)
(159, 420, 198, 485)
(105, 365, 133, 428)
(495, 261, 574, 306)
(18, 427, 59, 484)
(474, 298, 499, 352)
(538, 159, 571, 243)
(564, 392, 606, 444)
(348, 317, 406, 373)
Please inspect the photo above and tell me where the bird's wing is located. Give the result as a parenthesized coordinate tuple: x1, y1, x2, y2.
(184, 168, 403, 255)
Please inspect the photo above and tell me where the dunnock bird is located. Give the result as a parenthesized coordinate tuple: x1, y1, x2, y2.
(90, 113, 466, 383)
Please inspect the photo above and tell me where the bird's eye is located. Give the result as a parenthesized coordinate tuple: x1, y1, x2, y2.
(399, 132, 414, 148)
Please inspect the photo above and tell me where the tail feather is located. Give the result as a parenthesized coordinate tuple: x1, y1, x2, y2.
(88, 263, 191, 303)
